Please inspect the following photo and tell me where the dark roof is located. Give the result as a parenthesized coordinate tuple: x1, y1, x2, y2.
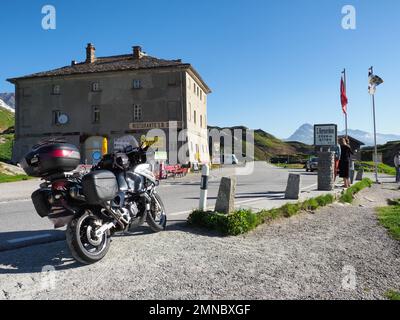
(338, 135, 365, 146)
(7, 54, 211, 93)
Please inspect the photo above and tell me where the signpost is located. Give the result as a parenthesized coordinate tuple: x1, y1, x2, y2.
(314, 124, 338, 149)
(314, 124, 338, 191)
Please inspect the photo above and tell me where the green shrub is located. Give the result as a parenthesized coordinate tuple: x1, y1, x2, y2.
(340, 178, 373, 203)
(280, 203, 301, 217)
(187, 210, 228, 234)
(302, 198, 319, 211)
(358, 161, 396, 176)
(226, 209, 261, 235)
(377, 204, 400, 241)
(188, 192, 338, 236)
(385, 290, 400, 301)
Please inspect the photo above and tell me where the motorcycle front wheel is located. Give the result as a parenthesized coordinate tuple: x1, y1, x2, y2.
(66, 210, 111, 264)
(146, 192, 167, 232)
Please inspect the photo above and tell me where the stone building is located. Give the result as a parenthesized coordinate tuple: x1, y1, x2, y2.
(7, 44, 211, 165)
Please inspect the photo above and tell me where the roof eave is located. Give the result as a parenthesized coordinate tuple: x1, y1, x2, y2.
(186, 66, 212, 94)
(6, 63, 193, 84)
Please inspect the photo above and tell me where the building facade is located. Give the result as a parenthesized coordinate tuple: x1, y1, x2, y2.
(8, 44, 211, 165)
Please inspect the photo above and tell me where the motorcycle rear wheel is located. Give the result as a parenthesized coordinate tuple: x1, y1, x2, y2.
(66, 210, 111, 264)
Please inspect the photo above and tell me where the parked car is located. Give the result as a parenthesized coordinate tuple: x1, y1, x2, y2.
(306, 157, 318, 172)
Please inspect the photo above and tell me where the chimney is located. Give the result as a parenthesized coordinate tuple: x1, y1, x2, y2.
(71, 60, 77, 66)
(86, 43, 96, 63)
(133, 46, 143, 59)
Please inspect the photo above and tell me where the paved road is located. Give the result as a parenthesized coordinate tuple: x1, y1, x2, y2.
(0, 162, 319, 251)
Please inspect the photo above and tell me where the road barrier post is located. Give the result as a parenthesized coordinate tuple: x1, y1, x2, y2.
(285, 174, 301, 199)
(199, 165, 210, 211)
(215, 177, 236, 214)
(356, 169, 364, 181)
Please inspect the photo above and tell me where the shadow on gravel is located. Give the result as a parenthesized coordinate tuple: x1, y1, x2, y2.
(0, 231, 82, 275)
(115, 222, 223, 238)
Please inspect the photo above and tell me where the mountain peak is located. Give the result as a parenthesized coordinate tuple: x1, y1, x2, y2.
(287, 123, 400, 146)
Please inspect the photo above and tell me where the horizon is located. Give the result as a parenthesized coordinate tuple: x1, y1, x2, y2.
(1, 0, 399, 138)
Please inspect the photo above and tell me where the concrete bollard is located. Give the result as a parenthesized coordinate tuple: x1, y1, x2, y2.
(215, 177, 236, 214)
(199, 165, 210, 211)
(318, 152, 335, 191)
(285, 174, 301, 200)
(356, 169, 364, 181)
(350, 169, 356, 184)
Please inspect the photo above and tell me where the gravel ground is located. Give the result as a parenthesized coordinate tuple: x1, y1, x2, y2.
(0, 183, 399, 300)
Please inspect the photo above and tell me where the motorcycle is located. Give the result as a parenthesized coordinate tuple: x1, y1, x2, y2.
(20, 138, 167, 264)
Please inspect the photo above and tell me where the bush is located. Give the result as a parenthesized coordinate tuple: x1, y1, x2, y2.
(226, 209, 261, 235)
(340, 178, 373, 203)
(187, 210, 228, 234)
(188, 192, 337, 236)
(377, 204, 400, 241)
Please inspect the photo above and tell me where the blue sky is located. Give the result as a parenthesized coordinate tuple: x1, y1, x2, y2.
(0, 0, 399, 138)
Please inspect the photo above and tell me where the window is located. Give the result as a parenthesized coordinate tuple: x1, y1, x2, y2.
(193, 83, 196, 94)
(133, 104, 142, 121)
(52, 110, 60, 125)
(133, 79, 141, 89)
(92, 106, 100, 124)
(92, 82, 100, 92)
(200, 115, 203, 128)
(200, 90, 203, 101)
(194, 110, 197, 124)
(52, 85, 60, 95)
(197, 86, 199, 97)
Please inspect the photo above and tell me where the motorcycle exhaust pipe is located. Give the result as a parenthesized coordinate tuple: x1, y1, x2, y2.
(95, 222, 116, 238)
(103, 203, 125, 230)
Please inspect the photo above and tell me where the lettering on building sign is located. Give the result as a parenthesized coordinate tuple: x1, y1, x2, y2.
(314, 124, 338, 147)
(129, 121, 182, 130)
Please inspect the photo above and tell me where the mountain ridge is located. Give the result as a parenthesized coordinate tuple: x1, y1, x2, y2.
(287, 123, 400, 146)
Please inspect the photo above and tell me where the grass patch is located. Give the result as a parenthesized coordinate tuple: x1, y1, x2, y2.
(188, 194, 335, 236)
(357, 161, 396, 176)
(377, 203, 400, 241)
(339, 178, 373, 203)
(385, 290, 400, 301)
(0, 134, 14, 162)
(0, 173, 31, 183)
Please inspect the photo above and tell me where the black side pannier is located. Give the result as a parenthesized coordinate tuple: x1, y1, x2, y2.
(82, 170, 118, 205)
(31, 189, 52, 218)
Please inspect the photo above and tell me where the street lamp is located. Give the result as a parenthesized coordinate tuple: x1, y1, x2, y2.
(368, 66, 384, 184)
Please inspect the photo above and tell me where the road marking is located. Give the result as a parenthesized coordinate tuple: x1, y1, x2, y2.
(301, 183, 318, 191)
(0, 199, 31, 205)
(7, 233, 52, 244)
(167, 183, 318, 217)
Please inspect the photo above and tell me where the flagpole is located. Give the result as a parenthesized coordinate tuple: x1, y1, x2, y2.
(342, 68, 348, 137)
(370, 66, 379, 184)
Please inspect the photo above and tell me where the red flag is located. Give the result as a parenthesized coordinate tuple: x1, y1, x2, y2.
(341, 77, 348, 114)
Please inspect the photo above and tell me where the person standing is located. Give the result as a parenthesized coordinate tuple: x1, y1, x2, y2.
(394, 151, 400, 183)
(339, 137, 353, 188)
